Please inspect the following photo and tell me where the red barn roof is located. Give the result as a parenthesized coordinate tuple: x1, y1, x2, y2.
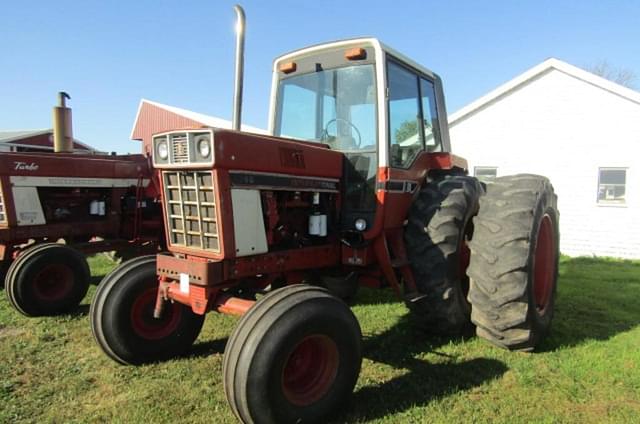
(130, 99, 265, 155)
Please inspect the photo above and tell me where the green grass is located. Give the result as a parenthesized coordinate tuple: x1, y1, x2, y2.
(1, 255, 639, 423)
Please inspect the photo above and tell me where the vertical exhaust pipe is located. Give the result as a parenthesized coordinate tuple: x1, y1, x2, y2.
(53, 91, 74, 153)
(232, 4, 245, 131)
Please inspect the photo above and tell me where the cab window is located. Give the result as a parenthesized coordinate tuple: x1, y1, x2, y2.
(420, 78, 442, 152)
(388, 61, 423, 168)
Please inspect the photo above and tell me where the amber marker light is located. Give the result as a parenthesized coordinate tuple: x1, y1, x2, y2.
(279, 62, 297, 74)
(345, 47, 366, 60)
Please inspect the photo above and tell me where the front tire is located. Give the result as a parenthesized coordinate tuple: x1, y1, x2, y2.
(5, 243, 90, 316)
(404, 175, 483, 334)
(467, 174, 559, 351)
(223, 285, 362, 424)
(90, 256, 205, 365)
(0, 259, 11, 289)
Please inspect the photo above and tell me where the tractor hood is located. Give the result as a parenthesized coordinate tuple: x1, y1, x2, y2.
(153, 128, 344, 180)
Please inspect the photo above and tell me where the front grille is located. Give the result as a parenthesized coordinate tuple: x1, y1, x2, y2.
(163, 170, 219, 252)
(171, 134, 189, 163)
(0, 181, 5, 223)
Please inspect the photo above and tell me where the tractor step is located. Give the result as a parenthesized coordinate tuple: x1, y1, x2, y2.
(404, 292, 428, 303)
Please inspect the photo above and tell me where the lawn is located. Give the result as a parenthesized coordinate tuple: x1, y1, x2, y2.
(1, 255, 639, 423)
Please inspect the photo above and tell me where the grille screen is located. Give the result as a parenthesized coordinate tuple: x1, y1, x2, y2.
(171, 134, 189, 163)
(163, 171, 219, 251)
(0, 181, 5, 223)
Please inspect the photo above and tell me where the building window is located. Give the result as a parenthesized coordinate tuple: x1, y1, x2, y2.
(474, 167, 497, 181)
(598, 168, 626, 204)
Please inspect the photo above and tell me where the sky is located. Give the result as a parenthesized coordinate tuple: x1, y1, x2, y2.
(1, 0, 639, 154)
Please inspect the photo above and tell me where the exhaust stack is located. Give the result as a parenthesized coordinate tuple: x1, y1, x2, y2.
(232, 4, 245, 131)
(53, 92, 74, 153)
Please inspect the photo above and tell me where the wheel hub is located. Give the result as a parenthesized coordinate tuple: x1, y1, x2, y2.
(282, 334, 339, 406)
(31, 264, 74, 301)
(533, 214, 555, 314)
(130, 287, 182, 340)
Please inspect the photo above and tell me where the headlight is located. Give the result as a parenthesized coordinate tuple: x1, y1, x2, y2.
(157, 140, 169, 160)
(197, 137, 211, 158)
(354, 218, 367, 231)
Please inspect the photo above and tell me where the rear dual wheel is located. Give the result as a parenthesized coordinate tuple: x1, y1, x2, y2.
(90, 256, 205, 365)
(5, 243, 90, 316)
(223, 285, 362, 424)
(467, 174, 559, 351)
(405, 175, 483, 334)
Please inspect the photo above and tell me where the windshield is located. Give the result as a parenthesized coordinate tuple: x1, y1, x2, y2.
(275, 64, 377, 152)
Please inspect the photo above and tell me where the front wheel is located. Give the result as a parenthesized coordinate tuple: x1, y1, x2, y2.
(467, 174, 560, 351)
(5, 243, 90, 316)
(223, 285, 362, 424)
(1, 259, 12, 289)
(90, 256, 205, 365)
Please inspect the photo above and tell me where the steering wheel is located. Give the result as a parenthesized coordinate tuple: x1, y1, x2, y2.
(321, 118, 362, 149)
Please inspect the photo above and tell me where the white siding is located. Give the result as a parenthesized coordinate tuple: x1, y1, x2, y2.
(450, 68, 640, 259)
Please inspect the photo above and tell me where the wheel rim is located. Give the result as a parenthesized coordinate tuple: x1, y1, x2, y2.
(533, 214, 555, 314)
(130, 287, 182, 340)
(282, 334, 339, 406)
(31, 264, 74, 302)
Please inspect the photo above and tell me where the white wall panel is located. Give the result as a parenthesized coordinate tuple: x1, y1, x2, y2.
(450, 69, 640, 258)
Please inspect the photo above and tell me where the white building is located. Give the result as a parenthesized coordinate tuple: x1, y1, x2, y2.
(449, 58, 640, 259)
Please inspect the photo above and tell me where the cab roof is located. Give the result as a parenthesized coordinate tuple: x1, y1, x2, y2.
(273, 37, 440, 81)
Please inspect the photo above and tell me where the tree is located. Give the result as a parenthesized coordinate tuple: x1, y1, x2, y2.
(394, 120, 419, 143)
(587, 60, 637, 89)
(394, 119, 433, 143)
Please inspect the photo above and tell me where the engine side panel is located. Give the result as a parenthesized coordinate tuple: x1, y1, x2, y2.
(230, 189, 268, 257)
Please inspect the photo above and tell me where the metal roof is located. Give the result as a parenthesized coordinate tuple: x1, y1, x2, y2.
(449, 58, 640, 126)
(0, 129, 51, 144)
(0, 129, 96, 151)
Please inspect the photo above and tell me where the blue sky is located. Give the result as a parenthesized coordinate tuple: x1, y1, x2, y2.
(1, 0, 639, 153)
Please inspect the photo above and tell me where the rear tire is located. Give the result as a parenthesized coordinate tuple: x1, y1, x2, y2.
(405, 175, 482, 334)
(90, 256, 205, 365)
(5, 243, 90, 316)
(223, 285, 362, 424)
(467, 174, 559, 351)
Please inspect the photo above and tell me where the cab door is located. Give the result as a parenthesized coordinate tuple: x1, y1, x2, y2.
(382, 58, 444, 229)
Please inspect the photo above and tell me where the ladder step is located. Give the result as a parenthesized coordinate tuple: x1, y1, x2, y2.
(390, 258, 410, 268)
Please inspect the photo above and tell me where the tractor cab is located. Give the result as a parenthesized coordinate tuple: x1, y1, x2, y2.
(269, 39, 454, 234)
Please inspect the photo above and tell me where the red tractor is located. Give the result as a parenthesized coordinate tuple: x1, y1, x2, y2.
(91, 8, 559, 423)
(1, 94, 163, 316)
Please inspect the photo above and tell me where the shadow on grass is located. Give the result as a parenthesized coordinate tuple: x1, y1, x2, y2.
(334, 255, 640, 420)
(187, 338, 228, 358)
(354, 256, 640, 351)
(351, 285, 399, 306)
(539, 256, 640, 351)
(90, 275, 106, 286)
(334, 315, 507, 422)
(345, 357, 506, 421)
(65, 304, 90, 317)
